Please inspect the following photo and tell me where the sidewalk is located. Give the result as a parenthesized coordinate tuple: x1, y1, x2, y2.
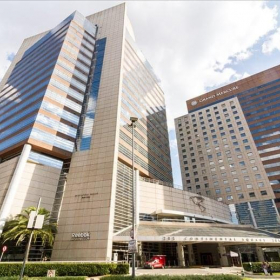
(244, 272, 280, 279)
(85, 268, 280, 279)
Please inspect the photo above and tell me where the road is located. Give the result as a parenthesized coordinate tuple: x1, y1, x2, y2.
(135, 267, 280, 279)
(135, 266, 242, 276)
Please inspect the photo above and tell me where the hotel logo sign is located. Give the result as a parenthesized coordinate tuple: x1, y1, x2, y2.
(190, 196, 206, 212)
(71, 232, 90, 241)
(191, 86, 239, 106)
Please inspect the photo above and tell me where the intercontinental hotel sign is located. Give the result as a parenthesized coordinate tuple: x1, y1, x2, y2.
(191, 86, 239, 106)
(115, 235, 280, 244)
(161, 236, 280, 244)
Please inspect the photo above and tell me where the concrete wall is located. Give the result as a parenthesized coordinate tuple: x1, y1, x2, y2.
(11, 161, 61, 215)
(139, 180, 232, 223)
(0, 157, 61, 219)
(0, 158, 19, 206)
(52, 4, 127, 261)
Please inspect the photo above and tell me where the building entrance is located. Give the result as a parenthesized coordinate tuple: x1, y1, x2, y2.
(201, 253, 214, 266)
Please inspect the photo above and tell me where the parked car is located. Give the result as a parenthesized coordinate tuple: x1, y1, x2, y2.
(144, 255, 166, 269)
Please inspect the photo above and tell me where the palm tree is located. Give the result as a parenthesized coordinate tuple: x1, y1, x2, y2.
(2, 206, 57, 260)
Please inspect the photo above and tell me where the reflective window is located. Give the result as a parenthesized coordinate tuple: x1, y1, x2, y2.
(238, 193, 244, 199)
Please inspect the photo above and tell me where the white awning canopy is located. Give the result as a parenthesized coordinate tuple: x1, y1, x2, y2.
(114, 221, 280, 246)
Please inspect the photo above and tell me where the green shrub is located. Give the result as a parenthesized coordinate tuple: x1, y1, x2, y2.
(103, 275, 243, 280)
(243, 262, 280, 273)
(0, 262, 129, 277)
(111, 263, 129, 275)
(1, 276, 87, 280)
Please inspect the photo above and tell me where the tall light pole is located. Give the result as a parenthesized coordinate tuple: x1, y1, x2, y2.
(129, 116, 138, 278)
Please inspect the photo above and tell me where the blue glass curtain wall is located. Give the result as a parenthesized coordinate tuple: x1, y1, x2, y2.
(79, 38, 107, 151)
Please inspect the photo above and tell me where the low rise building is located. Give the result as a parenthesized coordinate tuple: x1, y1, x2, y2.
(113, 175, 280, 266)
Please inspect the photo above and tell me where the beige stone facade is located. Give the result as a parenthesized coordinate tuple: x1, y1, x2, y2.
(51, 4, 127, 261)
(52, 3, 173, 261)
(0, 156, 61, 217)
(139, 178, 231, 223)
(175, 97, 275, 204)
(1, 3, 173, 261)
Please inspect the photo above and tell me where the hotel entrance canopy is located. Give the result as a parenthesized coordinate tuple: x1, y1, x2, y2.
(114, 221, 280, 246)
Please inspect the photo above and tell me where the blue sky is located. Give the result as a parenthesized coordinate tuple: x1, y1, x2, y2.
(1, 1, 280, 186)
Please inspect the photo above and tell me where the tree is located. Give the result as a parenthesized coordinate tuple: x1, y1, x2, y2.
(2, 207, 57, 259)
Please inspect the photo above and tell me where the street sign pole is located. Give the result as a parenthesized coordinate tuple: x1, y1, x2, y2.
(19, 198, 42, 280)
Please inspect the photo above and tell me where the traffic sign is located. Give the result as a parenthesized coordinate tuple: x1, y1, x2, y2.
(2, 246, 7, 252)
(128, 239, 137, 253)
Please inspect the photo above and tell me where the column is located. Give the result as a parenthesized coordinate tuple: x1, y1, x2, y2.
(187, 244, 195, 265)
(177, 243, 185, 267)
(0, 144, 31, 234)
(218, 244, 229, 267)
(247, 202, 257, 228)
(256, 246, 265, 262)
(138, 241, 143, 267)
(135, 170, 140, 225)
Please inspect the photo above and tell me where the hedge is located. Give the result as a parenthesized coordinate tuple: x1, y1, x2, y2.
(243, 262, 280, 273)
(103, 275, 243, 280)
(1, 277, 86, 280)
(0, 263, 129, 277)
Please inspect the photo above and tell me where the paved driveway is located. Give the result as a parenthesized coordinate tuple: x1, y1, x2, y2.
(135, 267, 242, 276)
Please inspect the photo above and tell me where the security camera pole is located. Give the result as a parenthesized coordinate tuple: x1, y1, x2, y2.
(129, 117, 138, 278)
(19, 198, 44, 280)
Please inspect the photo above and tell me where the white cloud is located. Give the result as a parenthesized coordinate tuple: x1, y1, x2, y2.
(0, 1, 278, 124)
(169, 138, 178, 150)
(126, 1, 278, 129)
(262, 27, 280, 54)
(0, 1, 279, 184)
(0, 1, 120, 82)
(235, 51, 253, 62)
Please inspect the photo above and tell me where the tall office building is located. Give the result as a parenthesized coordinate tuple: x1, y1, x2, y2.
(0, 4, 172, 261)
(0, 11, 96, 226)
(175, 65, 280, 232)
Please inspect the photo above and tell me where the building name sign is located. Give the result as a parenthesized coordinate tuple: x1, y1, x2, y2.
(71, 232, 90, 241)
(75, 193, 98, 199)
(191, 86, 239, 106)
(161, 236, 280, 244)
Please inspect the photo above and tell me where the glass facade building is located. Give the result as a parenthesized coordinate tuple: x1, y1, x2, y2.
(0, 4, 173, 261)
(0, 11, 96, 159)
(175, 66, 280, 231)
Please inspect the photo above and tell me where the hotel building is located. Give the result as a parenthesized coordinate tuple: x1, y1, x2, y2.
(175, 66, 280, 232)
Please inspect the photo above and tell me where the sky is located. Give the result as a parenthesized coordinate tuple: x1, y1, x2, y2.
(1, 1, 280, 186)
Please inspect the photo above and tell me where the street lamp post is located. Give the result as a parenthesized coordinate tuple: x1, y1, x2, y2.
(129, 116, 138, 278)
